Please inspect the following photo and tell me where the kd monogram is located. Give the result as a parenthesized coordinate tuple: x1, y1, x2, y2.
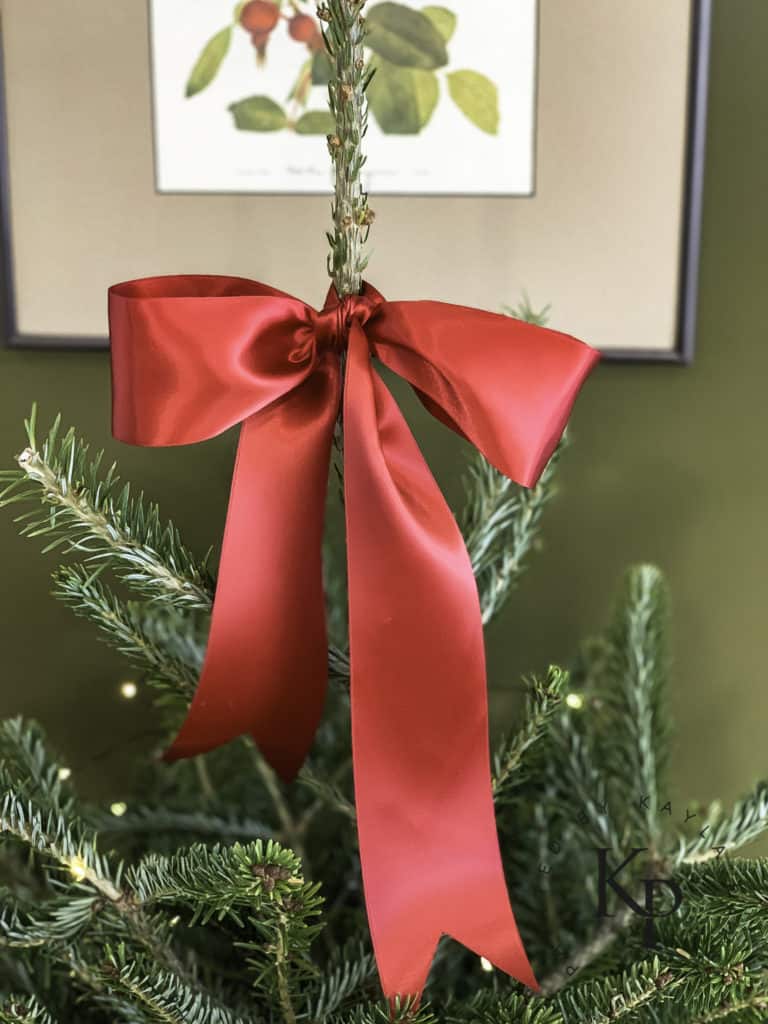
(595, 848, 683, 946)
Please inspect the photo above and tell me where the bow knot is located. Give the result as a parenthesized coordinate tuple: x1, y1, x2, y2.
(312, 282, 384, 355)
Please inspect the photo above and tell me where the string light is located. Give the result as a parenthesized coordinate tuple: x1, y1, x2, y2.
(479, 957, 494, 973)
(57, 767, 72, 781)
(110, 801, 128, 817)
(169, 915, 181, 928)
(68, 856, 88, 882)
(119, 680, 138, 700)
(565, 692, 585, 710)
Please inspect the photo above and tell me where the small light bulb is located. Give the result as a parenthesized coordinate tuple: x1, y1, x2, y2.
(69, 856, 88, 882)
(57, 767, 72, 781)
(110, 801, 128, 818)
(480, 956, 494, 973)
(565, 692, 585, 710)
(119, 680, 138, 700)
(169, 915, 181, 928)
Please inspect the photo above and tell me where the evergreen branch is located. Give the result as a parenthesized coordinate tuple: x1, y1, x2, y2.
(538, 904, 636, 997)
(546, 711, 621, 857)
(60, 955, 127, 1022)
(100, 944, 249, 1024)
(554, 924, 768, 1023)
(537, 596, 669, 997)
(445, 989, 560, 1023)
(691, 992, 768, 1023)
(538, 784, 768, 997)
(460, 441, 563, 627)
(329, 644, 351, 684)
(298, 763, 356, 824)
(0, 996, 57, 1024)
(308, 944, 377, 1020)
(52, 564, 198, 703)
(93, 806, 272, 843)
(461, 455, 524, 577)
(127, 840, 321, 928)
(678, 783, 768, 863)
(329, 1001, 437, 1024)
(0, 409, 213, 610)
(492, 667, 566, 803)
(0, 720, 185, 977)
(235, 857, 325, 1020)
(0, 718, 73, 814)
(502, 293, 552, 327)
(0, 900, 46, 950)
(322, 0, 373, 296)
(276, 925, 299, 1024)
(555, 956, 683, 1023)
(0, 777, 120, 903)
(0, 788, 187, 975)
(677, 857, 768, 925)
(122, 836, 323, 1018)
(605, 566, 669, 845)
(0, 890, 99, 948)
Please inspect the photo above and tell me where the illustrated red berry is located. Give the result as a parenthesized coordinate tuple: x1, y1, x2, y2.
(250, 29, 271, 49)
(240, 1, 279, 33)
(308, 30, 325, 53)
(288, 13, 318, 43)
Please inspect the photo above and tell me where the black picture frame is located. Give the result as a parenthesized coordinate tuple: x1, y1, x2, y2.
(602, 0, 712, 365)
(0, 0, 712, 361)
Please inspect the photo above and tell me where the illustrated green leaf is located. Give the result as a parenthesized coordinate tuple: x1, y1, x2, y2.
(185, 27, 232, 98)
(228, 95, 287, 131)
(367, 58, 439, 134)
(447, 69, 499, 134)
(366, 2, 448, 70)
(311, 49, 334, 85)
(294, 110, 337, 135)
(421, 5, 456, 42)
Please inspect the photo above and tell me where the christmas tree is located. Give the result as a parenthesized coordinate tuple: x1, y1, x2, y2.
(0, 2, 767, 1021)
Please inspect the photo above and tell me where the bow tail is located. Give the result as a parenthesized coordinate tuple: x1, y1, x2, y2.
(343, 324, 538, 999)
(165, 354, 340, 780)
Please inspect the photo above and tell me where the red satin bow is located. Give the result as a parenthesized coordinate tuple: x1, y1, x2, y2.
(108, 275, 599, 999)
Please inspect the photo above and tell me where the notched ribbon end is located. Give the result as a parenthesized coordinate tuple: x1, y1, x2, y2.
(511, 961, 540, 994)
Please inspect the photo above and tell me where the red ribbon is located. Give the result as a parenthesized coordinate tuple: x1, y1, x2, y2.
(108, 275, 598, 999)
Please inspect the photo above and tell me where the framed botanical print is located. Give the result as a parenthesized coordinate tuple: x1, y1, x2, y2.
(149, 0, 538, 195)
(0, 0, 711, 361)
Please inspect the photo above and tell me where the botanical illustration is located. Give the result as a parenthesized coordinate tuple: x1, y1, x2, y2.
(185, 0, 500, 137)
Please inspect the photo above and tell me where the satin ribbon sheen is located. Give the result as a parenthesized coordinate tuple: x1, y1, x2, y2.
(109, 275, 599, 999)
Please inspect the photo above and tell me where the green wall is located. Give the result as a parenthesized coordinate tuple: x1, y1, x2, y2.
(0, 0, 765, 812)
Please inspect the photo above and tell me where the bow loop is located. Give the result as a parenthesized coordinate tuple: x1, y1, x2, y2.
(368, 300, 598, 488)
(109, 275, 319, 446)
